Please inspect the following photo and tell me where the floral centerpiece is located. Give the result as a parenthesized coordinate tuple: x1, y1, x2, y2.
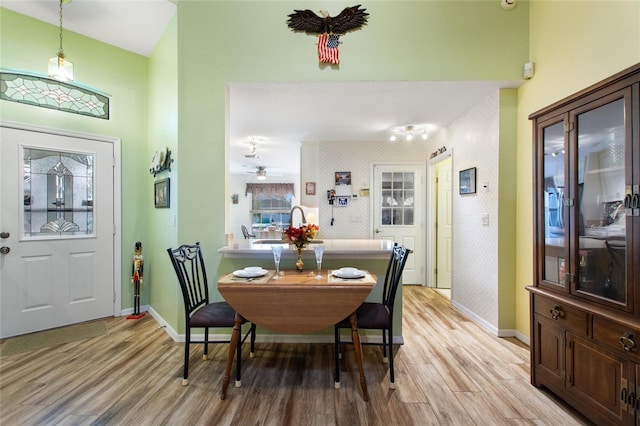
(282, 223, 319, 271)
(282, 223, 319, 249)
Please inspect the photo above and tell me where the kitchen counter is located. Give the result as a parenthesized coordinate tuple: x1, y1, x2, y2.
(218, 238, 395, 259)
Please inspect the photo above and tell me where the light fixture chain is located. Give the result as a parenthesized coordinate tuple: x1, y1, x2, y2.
(58, 0, 71, 57)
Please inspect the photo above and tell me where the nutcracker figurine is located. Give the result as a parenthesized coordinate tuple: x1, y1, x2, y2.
(127, 241, 145, 319)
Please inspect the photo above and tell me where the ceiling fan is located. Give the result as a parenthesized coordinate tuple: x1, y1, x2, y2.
(248, 166, 267, 180)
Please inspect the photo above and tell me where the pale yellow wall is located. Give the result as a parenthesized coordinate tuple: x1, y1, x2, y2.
(514, 0, 640, 337)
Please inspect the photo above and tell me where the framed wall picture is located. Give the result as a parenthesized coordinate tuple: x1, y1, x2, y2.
(459, 167, 477, 195)
(305, 181, 316, 195)
(335, 171, 351, 185)
(154, 178, 170, 208)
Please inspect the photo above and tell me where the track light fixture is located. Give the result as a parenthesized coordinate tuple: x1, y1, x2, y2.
(389, 124, 433, 142)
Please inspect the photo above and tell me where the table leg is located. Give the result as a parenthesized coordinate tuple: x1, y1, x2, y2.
(349, 312, 369, 402)
(220, 312, 242, 400)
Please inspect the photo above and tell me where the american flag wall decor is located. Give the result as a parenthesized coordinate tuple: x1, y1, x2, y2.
(318, 33, 340, 64)
(287, 5, 368, 65)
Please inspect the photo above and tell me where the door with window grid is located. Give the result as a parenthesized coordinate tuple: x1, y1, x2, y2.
(372, 163, 424, 284)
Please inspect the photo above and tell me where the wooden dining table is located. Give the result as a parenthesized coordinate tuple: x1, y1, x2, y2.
(218, 269, 377, 401)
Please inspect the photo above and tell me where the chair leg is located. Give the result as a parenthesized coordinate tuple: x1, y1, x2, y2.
(334, 326, 341, 389)
(203, 327, 209, 360)
(249, 323, 256, 358)
(388, 325, 396, 389)
(382, 329, 388, 363)
(235, 330, 242, 388)
(182, 327, 190, 386)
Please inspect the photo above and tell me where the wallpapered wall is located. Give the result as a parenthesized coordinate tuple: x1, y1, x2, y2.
(301, 140, 430, 240)
(430, 92, 500, 329)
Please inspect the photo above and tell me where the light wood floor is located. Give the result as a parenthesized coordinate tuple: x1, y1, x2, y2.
(0, 287, 592, 425)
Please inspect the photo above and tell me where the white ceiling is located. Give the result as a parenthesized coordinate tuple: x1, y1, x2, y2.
(228, 80, 522, 176)
(2, 1, 523, 178)
(1, 0, 176, 57)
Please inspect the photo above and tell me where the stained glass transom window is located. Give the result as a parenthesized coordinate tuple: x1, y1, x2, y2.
(0, 72, 109, 120)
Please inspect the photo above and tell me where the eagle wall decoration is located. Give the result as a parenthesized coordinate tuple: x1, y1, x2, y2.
(287, 5, 369, 65)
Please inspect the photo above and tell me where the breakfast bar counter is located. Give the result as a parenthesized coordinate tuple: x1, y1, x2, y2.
(217, 238, 394, 259)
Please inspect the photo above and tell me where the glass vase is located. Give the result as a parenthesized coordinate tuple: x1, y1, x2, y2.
(296, 248, 304, 272)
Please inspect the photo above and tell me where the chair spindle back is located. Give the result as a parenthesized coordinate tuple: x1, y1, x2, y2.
(167, 242, 210, 316)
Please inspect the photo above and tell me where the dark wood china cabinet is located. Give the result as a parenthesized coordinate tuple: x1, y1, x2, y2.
(528, 63, 640, 426)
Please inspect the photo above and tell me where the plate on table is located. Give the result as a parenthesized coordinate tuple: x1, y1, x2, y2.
(233, 267, 268, 278)
(332, 267, 365, 279)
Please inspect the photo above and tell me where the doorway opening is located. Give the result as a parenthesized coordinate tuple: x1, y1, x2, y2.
(427, 150, 452, 300)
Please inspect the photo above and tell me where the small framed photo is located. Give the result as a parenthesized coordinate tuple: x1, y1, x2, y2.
(459, 167, 477, 195)
(335, 171, 351, 186)
(305, 181, 316, 195)
(336, 196, 349, 207)
(154, 178, 170, 208)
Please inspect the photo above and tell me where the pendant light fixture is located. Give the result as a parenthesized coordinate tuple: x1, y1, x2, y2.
(48, 0, 73, 82)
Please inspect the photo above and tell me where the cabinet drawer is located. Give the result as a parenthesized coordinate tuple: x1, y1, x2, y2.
(533, 295, 588, 336)
(593, 316, 640, 362)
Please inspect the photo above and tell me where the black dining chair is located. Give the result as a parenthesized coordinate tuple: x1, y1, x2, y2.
(167, 242, 256, 386)
(241, 225, 256, 239)
(334, 243, 410, 390)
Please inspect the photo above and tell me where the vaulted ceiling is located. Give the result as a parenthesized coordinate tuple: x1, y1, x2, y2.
(3, 1, 522, 177)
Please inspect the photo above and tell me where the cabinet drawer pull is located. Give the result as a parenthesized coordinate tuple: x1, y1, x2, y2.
(549, 305, 563, 320)
(620, 332, 637, 352)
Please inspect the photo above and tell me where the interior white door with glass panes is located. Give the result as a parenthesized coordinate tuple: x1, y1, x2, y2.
(0, 125, 116, 338)
(372, 163, 425, 284)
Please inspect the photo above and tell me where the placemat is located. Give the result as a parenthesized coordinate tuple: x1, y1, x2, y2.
(221, 270, 274, 284)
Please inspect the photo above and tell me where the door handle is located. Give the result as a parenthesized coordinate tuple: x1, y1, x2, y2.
(375, 228, 381, 233)
(0, 246, 10, 255)
(0, 232, 9, 239)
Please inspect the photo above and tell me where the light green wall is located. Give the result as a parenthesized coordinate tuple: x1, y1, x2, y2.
(514, 0, 640, 336)
(175, 2, 530, 336)
(498, 88, 518, 329)
(147, 16, 180, 327)
(0, 8, 149, 312)
(4, 0, 637, 339)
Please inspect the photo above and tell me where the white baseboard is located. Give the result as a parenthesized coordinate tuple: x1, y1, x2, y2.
(451, 301, 530, 346)
(120, 305, 149, 317)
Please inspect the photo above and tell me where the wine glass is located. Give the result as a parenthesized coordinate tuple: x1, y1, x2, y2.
(313, 245, 324, 279)
(271, 245, 283, 279)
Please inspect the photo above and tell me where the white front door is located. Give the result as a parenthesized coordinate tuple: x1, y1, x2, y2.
(372, 163, 425, 284)
(0, 125, 116, 338)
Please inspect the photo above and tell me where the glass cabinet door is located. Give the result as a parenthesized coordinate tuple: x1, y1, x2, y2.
(541, 120, 568, 289)
(572, 95, 628, 306)
(537, 90, 632, 310)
